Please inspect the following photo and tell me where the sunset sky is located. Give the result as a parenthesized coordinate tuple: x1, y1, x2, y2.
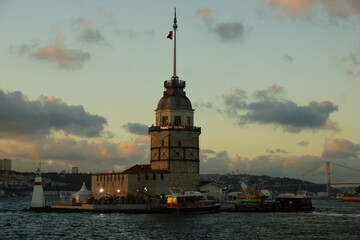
(1, 0, 360, 184)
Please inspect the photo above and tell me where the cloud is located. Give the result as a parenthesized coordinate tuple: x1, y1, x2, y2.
(18, 34, 90, 69)
(0, 89, 107, 140)
(222, 88, 248, 117)
(284, 54, 293, 63)
(298, 141, 310, 147)
(200, 148, 323, 179)
(193, 100, 213, 110)
(341, 52, 360, 78)
(264, 0, 360, 21)
(195, 7, 214, 23)
(266, 148, 288, 154)
(1, 136, 149, 173)
(122, 122, 149, 135)
(200, 150, 232, 174)
(195, 7, 245, 42)
(322, 138, 360, 159)
(214, 22, 245, 42)
(73, 17, 104, 44)
(221, 85, 339, 132)
(200, 146, 360, 183)
(97, 7, 113, 18)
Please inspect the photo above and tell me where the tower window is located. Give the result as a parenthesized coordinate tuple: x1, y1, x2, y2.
(178, 141, 181, 146)
(161, 173, 164, 180)
(187, 116, 191, 126)
(162, 140, 164, 146)
(162, 116, 168, 126)
(174, 116, 181, 126)
(153, 174, 156, 180)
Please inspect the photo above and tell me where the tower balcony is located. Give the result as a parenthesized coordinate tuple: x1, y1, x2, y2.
(148, 125, 201, 133)
(164, 79, 185, 88)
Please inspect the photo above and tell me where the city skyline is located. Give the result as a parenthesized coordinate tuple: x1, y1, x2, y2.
(1, 0, 360, 184)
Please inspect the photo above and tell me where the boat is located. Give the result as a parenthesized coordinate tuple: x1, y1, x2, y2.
(342, 193, 360, 202)
(235, 188, 280, 212)
(229, 182, 279, 212)
(275, 192, 314, 211)
(165, 188, 221, 214)
(336, 193, 344, 199)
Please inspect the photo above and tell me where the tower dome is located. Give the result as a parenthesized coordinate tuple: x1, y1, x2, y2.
(157, 77, 193, 110)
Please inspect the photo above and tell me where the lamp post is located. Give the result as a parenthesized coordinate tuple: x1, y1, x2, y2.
(116, 189, 121, 204)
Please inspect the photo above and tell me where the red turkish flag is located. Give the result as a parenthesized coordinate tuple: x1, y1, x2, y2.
(167, 31, 173, 40)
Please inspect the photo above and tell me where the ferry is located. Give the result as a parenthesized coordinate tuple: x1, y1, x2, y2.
(275, 192, 314, 211)
(165, 188, 221, 214)
(342, 193, 360, 202)
(235, 188, 280, 212)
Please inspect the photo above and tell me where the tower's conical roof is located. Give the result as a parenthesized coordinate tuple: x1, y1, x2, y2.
(157, 78, 192, 110)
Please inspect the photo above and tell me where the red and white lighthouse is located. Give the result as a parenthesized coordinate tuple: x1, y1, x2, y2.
(30, 168, 45, 208)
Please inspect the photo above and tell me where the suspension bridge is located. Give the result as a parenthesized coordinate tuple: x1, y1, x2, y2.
(281, 161, 360, 197)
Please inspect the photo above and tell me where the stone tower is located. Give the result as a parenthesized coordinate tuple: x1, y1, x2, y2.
(148, 9, 201, 190)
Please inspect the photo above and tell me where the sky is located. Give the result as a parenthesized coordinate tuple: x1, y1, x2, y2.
(1, 0, 360, 185)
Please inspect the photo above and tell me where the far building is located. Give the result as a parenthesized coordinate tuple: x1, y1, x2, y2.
(0, 158, 12, 171)
(92, 11, 201, 199)
(71, 167, 79, 174)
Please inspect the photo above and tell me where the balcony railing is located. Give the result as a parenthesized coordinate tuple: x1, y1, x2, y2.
(148, 125, 201, 133)
(164, 80, 185, 88)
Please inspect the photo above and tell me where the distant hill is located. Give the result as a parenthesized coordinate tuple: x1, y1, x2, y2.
(1, 170, 343, 196)
(0, 170, 91, 196)
(200, 173, 340, 195)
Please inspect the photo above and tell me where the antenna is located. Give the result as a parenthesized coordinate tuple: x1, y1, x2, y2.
(172, 8, 178, 79)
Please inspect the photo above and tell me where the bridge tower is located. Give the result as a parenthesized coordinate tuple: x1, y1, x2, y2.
(326, 161, 331, 197)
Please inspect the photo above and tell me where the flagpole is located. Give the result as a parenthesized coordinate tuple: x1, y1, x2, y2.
(173, 8, 177, 79)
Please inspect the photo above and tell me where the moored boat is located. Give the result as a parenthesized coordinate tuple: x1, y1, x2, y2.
(275, 192, 314, 211)
(235, 188, 280, 212)
(165, 188, 221, 214)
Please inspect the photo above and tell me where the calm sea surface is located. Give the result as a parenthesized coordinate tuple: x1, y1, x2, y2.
(0, 197, 359, 240)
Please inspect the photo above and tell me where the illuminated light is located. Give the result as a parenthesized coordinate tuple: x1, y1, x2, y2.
(100, 188, 104, 193)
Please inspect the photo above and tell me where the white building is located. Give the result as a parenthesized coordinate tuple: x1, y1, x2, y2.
(0, 158, 11, 171)
(199, 182, 227, 202)
(71, 167, 79, 174)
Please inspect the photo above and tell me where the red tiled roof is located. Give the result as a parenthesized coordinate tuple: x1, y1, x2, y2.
(121, 164, 151, 174)
(92, 172, 120, 176)
(121, 164, 168, 174)
(91, 164, 168, 176)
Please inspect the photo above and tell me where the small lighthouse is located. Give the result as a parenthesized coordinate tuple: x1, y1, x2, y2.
(30, 168, 45, 208)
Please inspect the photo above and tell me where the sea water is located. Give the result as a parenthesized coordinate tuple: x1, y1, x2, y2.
(0, 197, 359, 239)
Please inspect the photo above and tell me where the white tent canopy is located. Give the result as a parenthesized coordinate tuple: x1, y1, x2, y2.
(71, 182, 92, 203)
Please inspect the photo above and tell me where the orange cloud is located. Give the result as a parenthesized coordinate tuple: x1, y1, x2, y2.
(97, 7, 113, 18)
(322, 138, 360, 159)
(19, 34, 90, 69)
(0, 136, 149, 172)
(265, 0, 360, 21)
(195, 7, 214, 23)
